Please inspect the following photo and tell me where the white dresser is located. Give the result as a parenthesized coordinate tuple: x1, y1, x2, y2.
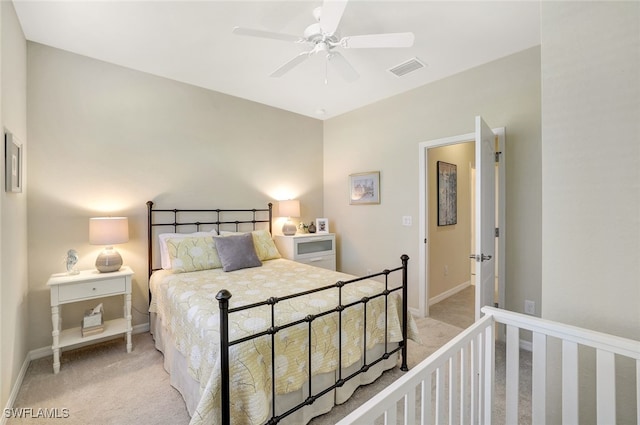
(274, 233, 336, 271)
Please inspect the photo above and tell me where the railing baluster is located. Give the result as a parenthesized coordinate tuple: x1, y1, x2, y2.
(405, 386, 416, 425)
(505, 324, 520, 424)
(562, 340, 579, 424)
(470, 337, 478, 425)
(385, 401, 397, 425)
(532, 332, 546, 425)
(483, 323, 494, 425)
(449, 353, 458, 423)
(596, 349, 616, 424)
(477, 332, 484, 424)
(460, 343, 468, 425)
(436, 366, 445, 425)
(422, 372, 432, 424)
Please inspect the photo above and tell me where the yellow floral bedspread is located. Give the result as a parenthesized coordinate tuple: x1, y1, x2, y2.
(150, 258, 417, 425)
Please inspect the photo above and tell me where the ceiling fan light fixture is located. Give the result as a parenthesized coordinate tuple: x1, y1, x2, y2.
(388, 57, 426, 77)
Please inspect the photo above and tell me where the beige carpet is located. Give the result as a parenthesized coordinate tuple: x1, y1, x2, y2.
(7, 316, 463, 425)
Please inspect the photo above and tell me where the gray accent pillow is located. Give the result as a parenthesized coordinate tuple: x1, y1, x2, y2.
(213, 233, 262, 272)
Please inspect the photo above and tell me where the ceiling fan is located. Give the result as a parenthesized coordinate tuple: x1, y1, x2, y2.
(232, 0, 415, 83)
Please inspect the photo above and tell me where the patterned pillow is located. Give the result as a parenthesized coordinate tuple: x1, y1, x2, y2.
(251, 229, 281, 261)
(214, 233, 262, 272)
(166, 236, 222, 273)
(159, 230, 217, 269)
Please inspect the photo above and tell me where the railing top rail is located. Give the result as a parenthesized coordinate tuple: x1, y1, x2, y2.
(482, 306, 640, 359)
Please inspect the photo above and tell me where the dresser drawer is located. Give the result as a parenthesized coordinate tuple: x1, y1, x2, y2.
(58, 277, 126, 303)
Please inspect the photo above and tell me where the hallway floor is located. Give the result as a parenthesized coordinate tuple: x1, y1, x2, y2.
(428, 285, 475, 328)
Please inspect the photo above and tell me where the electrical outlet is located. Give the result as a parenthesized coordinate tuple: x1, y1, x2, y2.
(524, 300, 535, 315)
(402, 216, 412, 226)
(444, 265, 449, 276)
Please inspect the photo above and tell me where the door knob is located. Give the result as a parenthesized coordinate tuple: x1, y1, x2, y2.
(469, 254, 492, 262)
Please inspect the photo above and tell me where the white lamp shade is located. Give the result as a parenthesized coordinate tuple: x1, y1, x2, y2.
(89, 217, 129, 246)
(279, 200, 300, 218)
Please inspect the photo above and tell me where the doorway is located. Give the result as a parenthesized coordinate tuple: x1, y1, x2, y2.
(416, 120, 505, 320)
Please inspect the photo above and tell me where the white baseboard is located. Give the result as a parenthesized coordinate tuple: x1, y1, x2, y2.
(428, 281, 471, 306)
(1, 351, 31, 425)
(2, 321, 150, 423)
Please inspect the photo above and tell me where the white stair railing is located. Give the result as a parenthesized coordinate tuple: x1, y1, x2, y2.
(336, 306, 640, 425)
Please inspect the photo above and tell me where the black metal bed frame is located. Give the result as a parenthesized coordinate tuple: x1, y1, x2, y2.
(147, 201, 409, 425)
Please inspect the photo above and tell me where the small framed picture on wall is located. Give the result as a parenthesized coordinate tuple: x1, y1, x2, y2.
(349, 171, 380, 205)
(315, 218, 329, 233)
(5, 131, 22, 193)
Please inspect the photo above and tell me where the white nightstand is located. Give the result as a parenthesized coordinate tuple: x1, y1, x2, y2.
(274, 233, 336, 271)
(46, 266, 134, 373)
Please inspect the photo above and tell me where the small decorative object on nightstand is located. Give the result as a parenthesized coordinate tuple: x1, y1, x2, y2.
(274, 233, 336, 271)
(64, 249, 79, 275)
(46, 266, 134, 374)
(89, 216, 129, 272)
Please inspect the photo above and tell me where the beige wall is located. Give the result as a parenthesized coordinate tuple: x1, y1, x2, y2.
(541, 2, 639, 423)
(26, 43, 324, 351)
(428, 143, 474, 299)
(1, 0, 28, 411)
(323, 47, 542, 315)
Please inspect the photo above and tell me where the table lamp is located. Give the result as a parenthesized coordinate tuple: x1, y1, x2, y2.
(279, 200, 300, 236)
(89, 217, 129, 272)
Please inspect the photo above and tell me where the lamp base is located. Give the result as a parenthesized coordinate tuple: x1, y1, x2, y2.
(282, 221, 297, 236)
(95, 247, 123, 273)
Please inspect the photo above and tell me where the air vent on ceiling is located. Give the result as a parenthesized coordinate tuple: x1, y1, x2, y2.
(388, 57, 426, 77)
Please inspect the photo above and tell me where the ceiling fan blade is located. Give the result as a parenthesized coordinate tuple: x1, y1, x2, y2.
(320, 0, 348, 36)
(328, 51, 359, 82)
(232, 26, 301, 43)
(270, 52, 310, 78)
(341, 32, 415, 49)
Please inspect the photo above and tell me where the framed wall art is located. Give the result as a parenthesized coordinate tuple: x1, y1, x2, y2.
(437, 161, 457, 226)
(349, 171, 380, 205)
(5, 131, 22, 193)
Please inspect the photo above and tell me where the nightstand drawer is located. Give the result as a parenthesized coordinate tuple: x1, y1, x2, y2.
(298, 255, 336, 271)
(58, 277, 125, 302)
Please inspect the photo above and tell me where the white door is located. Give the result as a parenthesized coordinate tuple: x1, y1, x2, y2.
(474, 116, 496, 320)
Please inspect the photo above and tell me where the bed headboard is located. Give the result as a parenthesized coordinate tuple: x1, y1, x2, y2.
(146, 201, 273, 279)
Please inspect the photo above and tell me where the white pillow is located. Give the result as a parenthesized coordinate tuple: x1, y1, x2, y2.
(158, 230, 218, 269)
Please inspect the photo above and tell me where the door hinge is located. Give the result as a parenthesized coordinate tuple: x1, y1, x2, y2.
(495, 227, 500, 237)
(495, 151, 502, 162)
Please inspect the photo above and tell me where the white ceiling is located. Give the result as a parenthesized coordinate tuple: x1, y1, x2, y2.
(13, 1, 540, 120)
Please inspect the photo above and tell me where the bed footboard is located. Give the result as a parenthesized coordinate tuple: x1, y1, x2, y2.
(217, 254, 410, 425)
